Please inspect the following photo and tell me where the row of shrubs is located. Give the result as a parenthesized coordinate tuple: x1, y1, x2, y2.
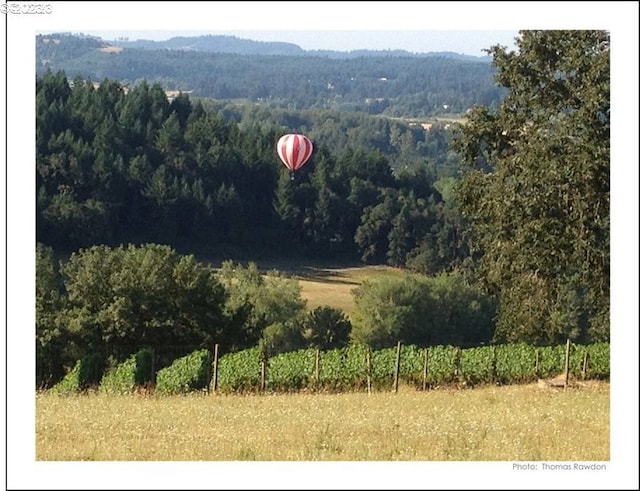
(47, 341, 610, 395)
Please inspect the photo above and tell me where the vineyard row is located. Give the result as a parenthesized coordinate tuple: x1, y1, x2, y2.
(51, 341, 610, 395)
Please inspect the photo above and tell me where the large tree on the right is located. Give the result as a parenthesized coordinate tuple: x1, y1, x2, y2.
(453, 30, 610, 345)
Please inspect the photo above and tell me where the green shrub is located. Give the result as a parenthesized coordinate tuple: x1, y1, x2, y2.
(425, 345, 459, 385)
(50, 353, 104, 394)
(99, 348, 154, 394)
(155, 349, 211, 395)
(319, 344, 369, 392)
(586, 342, 610, 379)
(459, 346, 496, 385)
(266, 348, 316, 392)
(370, 346, 396, 389)
(217, 347, 262, 393)
(495, 343, 538, 384)
(212, 342, 610, 394)
(398, 344, 429, 387)
(538, 344, 567, 379)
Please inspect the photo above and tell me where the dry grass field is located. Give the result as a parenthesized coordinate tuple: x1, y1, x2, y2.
(34, 261, 612, 472)
(208, 258, 410, 316)
(36, 382, 609, 461)
(295, 264, 410, 315)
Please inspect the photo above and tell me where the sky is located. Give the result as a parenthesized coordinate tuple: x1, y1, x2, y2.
(19, 2, 637, 57)
(22, 1, 634, 56)
(2, 1, 640, 490)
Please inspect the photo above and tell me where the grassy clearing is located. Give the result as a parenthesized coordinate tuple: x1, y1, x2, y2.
(36, 382, 609, 461)
(207, 255, 410, 317)
(293, 264, 411, 316)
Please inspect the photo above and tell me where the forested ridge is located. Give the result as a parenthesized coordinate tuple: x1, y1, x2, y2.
(36, 33, 506, 117)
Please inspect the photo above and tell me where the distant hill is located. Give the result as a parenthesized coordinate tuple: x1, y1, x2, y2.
(111, 34, 491, 61)
(113, 34, 308, 56)
(36, 32, 504, 118)
(40, 32, 491, 61)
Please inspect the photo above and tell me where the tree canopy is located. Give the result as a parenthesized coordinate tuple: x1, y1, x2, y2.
(36, 70, 465, 274)
(453, 30, 610, 345)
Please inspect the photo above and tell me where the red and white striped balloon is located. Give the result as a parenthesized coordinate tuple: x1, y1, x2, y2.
(276, 134, 313, 172)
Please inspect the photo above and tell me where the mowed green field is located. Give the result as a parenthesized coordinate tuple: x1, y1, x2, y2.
(36, 382, 609, 461)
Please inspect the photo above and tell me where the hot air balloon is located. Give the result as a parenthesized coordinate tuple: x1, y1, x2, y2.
(276, 133, 313, 178)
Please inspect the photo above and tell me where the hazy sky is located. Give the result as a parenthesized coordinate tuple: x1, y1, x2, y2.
(24, 1, 630, 57)
(67, 29, 521, 57)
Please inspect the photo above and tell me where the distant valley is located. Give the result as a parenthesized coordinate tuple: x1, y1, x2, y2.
(36, 32, 505, 118)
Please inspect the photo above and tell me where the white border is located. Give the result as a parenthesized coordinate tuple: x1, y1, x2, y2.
(3, 2, 638, 489)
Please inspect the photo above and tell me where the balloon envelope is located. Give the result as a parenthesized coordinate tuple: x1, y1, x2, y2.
(276, 134, 313, 172)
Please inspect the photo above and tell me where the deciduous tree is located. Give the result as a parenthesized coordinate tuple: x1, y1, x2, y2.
(453, 30, 610, 344)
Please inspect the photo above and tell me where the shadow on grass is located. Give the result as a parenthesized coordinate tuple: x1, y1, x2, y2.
(294, 267, 362, 285)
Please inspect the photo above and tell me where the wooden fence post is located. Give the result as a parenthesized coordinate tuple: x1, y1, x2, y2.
(205, 349, 211, 394)
(393, 341, 402, 393)
(366, 347, 372, 394)
(454, 347, 461, 380)
(563, 339, 571, 389)
(581, 351, 589, 380)
(212, 344, 219, 394)
(535, 349, 540, 378)
(260, 359, 267, 393)
(422, 348, 429, 391)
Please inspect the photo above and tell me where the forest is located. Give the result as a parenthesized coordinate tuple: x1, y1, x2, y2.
(36, 70, 466, 269)
(35, 30, 610, 388)
(36, 33, 506, 117)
